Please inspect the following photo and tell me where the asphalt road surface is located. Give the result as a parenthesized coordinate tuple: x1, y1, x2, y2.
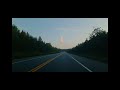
(12, 52, 108, 72)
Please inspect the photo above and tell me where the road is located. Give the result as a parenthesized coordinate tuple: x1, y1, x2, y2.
(12, 52, 108, 72)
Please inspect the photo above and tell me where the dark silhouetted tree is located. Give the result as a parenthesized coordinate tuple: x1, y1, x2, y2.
(12, 25, 60, 59)
(68, 27, 108, 62)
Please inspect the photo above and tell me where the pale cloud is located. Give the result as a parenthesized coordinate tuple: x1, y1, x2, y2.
(60, 36, 64, 44)
(55, 27, 82, 31)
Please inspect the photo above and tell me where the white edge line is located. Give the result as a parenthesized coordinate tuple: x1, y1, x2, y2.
(12, 54, 53, 64)
(12, 57, 41, 64)
(67, 53, 93, 72)
(12, 53, 61, 65)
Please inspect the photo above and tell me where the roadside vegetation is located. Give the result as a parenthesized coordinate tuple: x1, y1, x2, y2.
(12, 25, 60, 60)
(12, 25, 108, 63)
(67, 27, 108, 63)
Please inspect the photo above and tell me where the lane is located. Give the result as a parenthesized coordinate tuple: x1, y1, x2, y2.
(28, 53, 64, 72)
(12, 53, 60, 64)
(12, 51, 108, 72)
(37, 52, 90, 72)
(67, 54, 93, 72)
(69, 53, 108, 72)
(12, 52, 62, 72)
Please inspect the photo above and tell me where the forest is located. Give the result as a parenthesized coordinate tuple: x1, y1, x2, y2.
(12, 25, 108, 63)
(12, 25, 60, 59)
(67, 27, 108, 63)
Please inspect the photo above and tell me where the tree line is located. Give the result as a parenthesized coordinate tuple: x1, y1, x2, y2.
(12, 25, 60, 59)
(67, 27, 108, 63)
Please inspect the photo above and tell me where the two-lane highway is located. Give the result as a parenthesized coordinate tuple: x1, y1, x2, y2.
(12, 52, 108, 72)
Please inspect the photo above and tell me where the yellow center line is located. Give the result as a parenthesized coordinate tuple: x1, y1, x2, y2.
(28, 53, 63, 72)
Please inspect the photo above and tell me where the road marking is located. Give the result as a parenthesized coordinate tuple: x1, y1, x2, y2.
(28, 53, 63, 72)
(67, 54, 93, 72)
(12, 53, 60, 64)
(12, 57, 42, 64)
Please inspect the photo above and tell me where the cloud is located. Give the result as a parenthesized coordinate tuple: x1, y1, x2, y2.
(55, 27, 82, 31)
(55, 26, 92, 33)
(60, 36, 64, 44)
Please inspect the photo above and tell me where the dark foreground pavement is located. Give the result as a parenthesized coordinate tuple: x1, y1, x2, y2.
(12, 52, 108, 72)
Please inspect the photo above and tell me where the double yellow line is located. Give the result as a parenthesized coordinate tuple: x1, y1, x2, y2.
(28, 53, 63, 72)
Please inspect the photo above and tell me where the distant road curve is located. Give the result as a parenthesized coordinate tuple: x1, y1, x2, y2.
(12, 52, 108, 72)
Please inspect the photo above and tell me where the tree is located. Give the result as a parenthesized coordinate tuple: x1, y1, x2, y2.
(68, 27, 108, 63)
(38, 36, 42, 42)
(12, 24, 60, 59)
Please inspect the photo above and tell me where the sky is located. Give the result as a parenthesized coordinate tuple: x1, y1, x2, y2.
(12, 18, 108, 49)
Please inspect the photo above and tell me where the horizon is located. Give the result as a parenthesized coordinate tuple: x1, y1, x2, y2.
(12, 18, 108, 49)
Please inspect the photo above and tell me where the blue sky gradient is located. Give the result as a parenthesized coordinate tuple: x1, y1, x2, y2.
(12, 18, 108, 49)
